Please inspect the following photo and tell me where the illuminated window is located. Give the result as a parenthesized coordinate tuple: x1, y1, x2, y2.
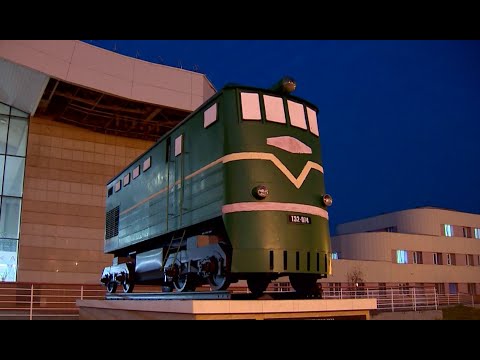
(444, 224, 453, 237)
(306, 107, 319, 136)
(175, 135, 183, 157)
(474, 228, 480, 239)
(287, 100, 307, 130)
(143, 157, 151, 172)
(123, 173, 130, 187)
(204, 103, 217, 128)
(396, 250, 408, 264)
(263, 95, 286, 124)
(114, 181, 121, 192)
(331, 252, 338, 260)
(413, 251, 423, 264)
(240, 92, 261, 120)
(133, 165, 140, 179)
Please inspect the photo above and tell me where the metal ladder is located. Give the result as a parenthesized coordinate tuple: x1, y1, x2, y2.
(162, 229, 186, 273)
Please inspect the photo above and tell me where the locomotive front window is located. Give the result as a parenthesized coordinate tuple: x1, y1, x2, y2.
(240, 92, 261, 120)
(306, 107, 319, 136)
(263, 95, 286, 124)
(114, 180, 121, 192)
(287, 100, 307, 130)
(204, 103, 217, 128)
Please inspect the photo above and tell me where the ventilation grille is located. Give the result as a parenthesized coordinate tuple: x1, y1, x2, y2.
(105, 206, 119, 239)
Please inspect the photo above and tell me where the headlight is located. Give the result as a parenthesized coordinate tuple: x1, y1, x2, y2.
(322, 194, 333, 207)
(252, 185, 269, 199)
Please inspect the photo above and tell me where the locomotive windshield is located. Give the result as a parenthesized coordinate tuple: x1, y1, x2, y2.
(240, 91, 319, 136)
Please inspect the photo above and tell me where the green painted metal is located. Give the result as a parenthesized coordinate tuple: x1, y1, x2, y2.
(104, 82, 331, 278)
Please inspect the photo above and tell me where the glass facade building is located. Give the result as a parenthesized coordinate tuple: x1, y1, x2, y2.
(0, 101, 29, 282)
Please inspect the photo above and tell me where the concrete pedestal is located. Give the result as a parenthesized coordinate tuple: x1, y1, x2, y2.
(77, 298, 377, 320)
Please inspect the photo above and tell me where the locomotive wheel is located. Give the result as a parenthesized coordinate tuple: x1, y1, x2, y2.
(173, 274, 197, 292)
(289, 274, 319, 295)
(208, 273, 230, 291)
(122, 280, 134, 293)
(106, 281, 117, 294)
(247, 277, 270, 297)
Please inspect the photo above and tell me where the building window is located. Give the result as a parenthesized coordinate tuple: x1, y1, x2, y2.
(443, 224, 453, 237)
(385, 226, 397, 233)
(448, 283, 458, 294)
(446, 253, 456, 265)
(435, 283, 445, 294)
(379, 283, 386, 296)
(132, 165, 140, 179)
(468, 283, 476, 295)
(396, 250, 408, 264)
(240, 92, 261, 121)
(143, 157, 151, 172)
(0, 102, 28, 283)
(433, 252, 443, 265)
(474, 228, 480, 239)
(413, 251, 423, 264)
(462, 227, 471, 238)
(466, 254, 474, 266)
(203, 103, 217, 128)
(399, 283, 410, 295)
(331, 252, 338, 260)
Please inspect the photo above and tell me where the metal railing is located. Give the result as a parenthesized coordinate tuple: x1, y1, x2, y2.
(0, 282, 476, 319)
(0, 283, 104, 320)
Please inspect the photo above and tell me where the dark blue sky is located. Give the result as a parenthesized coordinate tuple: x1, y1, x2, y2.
(86, 40, 480, 232)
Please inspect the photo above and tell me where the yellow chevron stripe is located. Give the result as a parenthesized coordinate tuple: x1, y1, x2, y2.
(120, 152, 323, 215)
(222, 152, 324, 189)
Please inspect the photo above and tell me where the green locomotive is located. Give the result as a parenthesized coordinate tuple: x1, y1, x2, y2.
(100, 77, 333, 296)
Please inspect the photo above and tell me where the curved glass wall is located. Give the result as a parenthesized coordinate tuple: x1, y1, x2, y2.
(0, 102, 28, 282)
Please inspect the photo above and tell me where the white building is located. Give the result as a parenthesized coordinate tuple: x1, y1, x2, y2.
(320, 207, 480, 295)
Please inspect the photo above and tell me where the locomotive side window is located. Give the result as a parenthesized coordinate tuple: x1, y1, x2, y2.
(143, 157, 151, 172)
(306, 107, 319, 136)
(123, 173, 130, 186)
(132, 165, 140, 179)
(114, 180, 121, 192)
(287, 100, 307, 130)
(175, 135, 183, 156)
(240, 92, 261, 120)
(263, 95, 286, 124)
(107, 187, 113, 197)
(204, 103, 217, 128)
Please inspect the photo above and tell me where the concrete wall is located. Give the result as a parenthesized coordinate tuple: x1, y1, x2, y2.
(0, 40, 216, 114)
(18, 116, 153, 283)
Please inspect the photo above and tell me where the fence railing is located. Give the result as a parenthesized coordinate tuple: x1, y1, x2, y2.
(0, 283, 104, 320)
(0, 282, 476, 319)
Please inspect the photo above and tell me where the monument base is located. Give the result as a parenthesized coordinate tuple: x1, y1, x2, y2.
(77, 298, 377, 320)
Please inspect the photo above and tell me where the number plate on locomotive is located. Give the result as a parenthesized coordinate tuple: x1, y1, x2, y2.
(288, 215, 311, 224)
